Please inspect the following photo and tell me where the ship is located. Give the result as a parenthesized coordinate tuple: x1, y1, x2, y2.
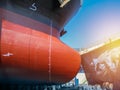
(0, 0, 81, 85)
(81, 38, 120, 89)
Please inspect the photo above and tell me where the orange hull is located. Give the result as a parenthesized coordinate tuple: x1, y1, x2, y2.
(0, 8, 81, 84)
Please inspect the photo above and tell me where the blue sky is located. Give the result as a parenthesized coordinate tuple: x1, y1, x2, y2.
(61, 0, 120, 48)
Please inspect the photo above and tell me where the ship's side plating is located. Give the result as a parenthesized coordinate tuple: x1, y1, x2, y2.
(0, 0, 81, 84)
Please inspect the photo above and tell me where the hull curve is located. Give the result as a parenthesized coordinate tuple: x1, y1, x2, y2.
(0, 7, 81, 84)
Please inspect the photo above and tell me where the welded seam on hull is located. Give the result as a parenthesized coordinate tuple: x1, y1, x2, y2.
(29, 25, 32, 66)
(0, 18, 2, 64)
(48, 20, 53, 82)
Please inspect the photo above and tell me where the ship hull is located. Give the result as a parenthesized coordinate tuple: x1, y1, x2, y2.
(0, 6, 81, 84)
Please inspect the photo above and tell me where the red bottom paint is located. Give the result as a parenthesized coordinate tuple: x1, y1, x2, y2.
(0, 9, 81, 84)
